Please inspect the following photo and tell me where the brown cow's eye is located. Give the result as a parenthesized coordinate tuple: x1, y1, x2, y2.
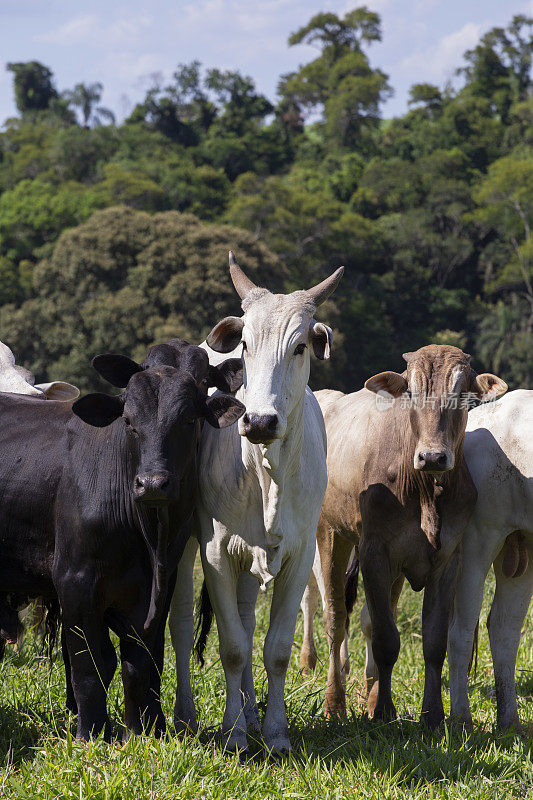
(294, 343, 306, 355)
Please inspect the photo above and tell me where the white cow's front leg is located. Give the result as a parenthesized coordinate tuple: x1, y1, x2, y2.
(202, 537, 249, 753)
(263, 542, 315, 755)
(448, 525, 494, 726)
(168, 536, 198, 733)
(237, 571, 261, 733)
(489, 543, 533, 730)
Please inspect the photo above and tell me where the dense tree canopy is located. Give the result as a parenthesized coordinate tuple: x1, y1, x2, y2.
(0, 9, 531, 390)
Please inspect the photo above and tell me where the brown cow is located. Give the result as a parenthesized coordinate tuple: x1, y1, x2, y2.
(311, 345, 507, 727)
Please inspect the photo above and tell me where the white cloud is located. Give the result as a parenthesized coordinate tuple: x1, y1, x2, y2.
(398, 20, 483, 83)
(36, 12, 152, 48)
(36, 14, 98, 45)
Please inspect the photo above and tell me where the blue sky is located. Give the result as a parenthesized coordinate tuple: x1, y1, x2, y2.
(1, 0, 532, 125)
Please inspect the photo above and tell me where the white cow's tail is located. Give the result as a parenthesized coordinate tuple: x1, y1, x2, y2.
(194, 580, 213, 666)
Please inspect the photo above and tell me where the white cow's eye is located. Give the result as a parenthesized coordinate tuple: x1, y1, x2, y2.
(294, 343, 306, 356)
(242, 341, 247, 352)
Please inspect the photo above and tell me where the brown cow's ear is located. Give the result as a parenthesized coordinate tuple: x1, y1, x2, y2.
(73, 393, 124, 427)
(206, 317, 244, 353)
(92, 354, 143, 387)
(203, 394, 246, 429)
(365, 371, 408, 397)
(309, 320, 333, 360)
(208, 359, 243, 393)
(472, 373, 508, 402)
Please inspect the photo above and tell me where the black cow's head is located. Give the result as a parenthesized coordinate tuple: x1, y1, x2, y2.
(72, 340, 245, 507)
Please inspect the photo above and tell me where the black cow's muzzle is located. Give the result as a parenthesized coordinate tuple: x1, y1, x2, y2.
(133, 471, 173, 506)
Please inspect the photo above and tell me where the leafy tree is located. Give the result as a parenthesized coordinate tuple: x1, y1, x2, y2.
(0, 207, 285, 390)
(6, 61, 58, 113)
(62, 82, 115, 128)
(281, 7, 391, 149)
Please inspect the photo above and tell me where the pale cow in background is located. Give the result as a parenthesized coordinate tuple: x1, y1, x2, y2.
(448, 389, 533, 730)
(169, 252, 343, 755)
(0, 340, 79, 401)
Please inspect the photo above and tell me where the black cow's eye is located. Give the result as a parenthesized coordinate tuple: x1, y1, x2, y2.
(294, 343, 306, 356)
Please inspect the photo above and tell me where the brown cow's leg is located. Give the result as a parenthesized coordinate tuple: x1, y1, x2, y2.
(420, 550, 460, 728)
(360, 540, 399, 721)
(318, 521, 354, 717)
(361, 574, 405, 707)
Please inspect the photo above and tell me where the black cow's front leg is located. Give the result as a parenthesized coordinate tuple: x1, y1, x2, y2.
(62, 614, 112, 740)
(120, 635, 165, 738)
(61, 627, 77, 715)
(420, 550, 460, 728)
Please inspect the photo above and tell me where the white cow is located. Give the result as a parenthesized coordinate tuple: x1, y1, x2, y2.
(0, 340, 79, 401)
(448, 389, 533, 730)
(169, 252, 343, 754)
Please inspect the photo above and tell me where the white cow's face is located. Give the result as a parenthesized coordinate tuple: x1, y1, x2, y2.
(238, 293, 314, 442)
(206, 254, 342, 446)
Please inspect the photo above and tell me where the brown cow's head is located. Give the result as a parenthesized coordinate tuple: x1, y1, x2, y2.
(365, 344, 507, 475)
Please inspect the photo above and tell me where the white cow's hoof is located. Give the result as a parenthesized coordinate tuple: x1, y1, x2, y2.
(264, 735, 292, 759)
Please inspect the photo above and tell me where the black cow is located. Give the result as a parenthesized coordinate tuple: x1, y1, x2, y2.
(0, 340, 244, 739)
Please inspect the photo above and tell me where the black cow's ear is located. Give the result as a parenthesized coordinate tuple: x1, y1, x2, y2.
(208, 358, 243, 393)
(72, 393, 124, 427)
(202, 394, 246, 429)
(206, 317, 244, 353)
(92, 353, 143, 387)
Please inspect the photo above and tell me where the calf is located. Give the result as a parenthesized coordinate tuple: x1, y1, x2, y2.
(448, 389, 533, 730)
(310, 345, 506, 726)
(0, 340, 244, 739)
(170, 252, 343, 754)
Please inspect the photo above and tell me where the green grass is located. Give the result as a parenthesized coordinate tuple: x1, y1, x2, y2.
(0, 566, 531, 799)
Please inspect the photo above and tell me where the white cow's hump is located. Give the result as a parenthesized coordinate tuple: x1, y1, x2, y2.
(465, 390, 533, 531)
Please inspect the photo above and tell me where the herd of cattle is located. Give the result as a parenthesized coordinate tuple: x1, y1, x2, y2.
(0, 252, 531, 755)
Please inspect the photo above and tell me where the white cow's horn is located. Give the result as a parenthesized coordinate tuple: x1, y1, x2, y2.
(307, 266, 344, 307)
(229, 251, 257, 300)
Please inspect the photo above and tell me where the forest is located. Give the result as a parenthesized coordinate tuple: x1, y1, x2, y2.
(0, 7, 531, 392)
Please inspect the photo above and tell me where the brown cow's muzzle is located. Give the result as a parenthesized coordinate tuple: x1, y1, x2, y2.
(133, 471, 174, 506)
(415, 450, 454, 473)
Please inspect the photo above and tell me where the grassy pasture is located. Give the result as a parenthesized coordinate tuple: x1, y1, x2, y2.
(0, 565, 531, 799)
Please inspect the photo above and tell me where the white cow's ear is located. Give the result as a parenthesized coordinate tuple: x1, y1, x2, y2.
(35, 381, 80, 401)
(365, 371, 408, 398)
(472, 372, 508, 402)
(309, 320, 333, 360)
(206, 316, 244, 353)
